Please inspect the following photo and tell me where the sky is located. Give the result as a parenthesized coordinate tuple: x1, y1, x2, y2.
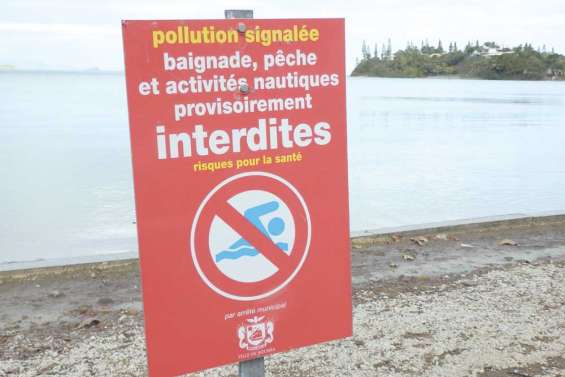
(2, 0, 565, 73)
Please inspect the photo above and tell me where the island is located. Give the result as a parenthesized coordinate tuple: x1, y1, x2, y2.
(351, 40, 565, 80)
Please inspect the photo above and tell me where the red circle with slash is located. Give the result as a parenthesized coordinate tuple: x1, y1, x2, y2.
(190, 171, 311, 301)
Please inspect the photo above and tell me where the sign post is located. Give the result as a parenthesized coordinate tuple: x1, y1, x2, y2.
(224, 9, 265, 377)
(122, 14, 351, 377)
(239, 356, 264, 377)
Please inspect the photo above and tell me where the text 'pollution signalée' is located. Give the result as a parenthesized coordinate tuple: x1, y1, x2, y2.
(122, 18, 351, 376)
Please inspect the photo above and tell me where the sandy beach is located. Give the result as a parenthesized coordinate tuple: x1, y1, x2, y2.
(1, 215, 564, 376)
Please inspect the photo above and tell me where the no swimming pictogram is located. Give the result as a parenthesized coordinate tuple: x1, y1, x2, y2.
(190, 171, 311, 301)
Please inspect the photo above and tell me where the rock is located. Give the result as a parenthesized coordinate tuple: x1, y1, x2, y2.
(97, 306, 112, 314)
(118, 315, 128, 323)
(97, 297, 114, 306)
(460, 243, 475, 248)
(125, 307, 140, 316)
(434, 233, 449, 241)
(410, 236, 428, 246)
(48, 290, 65, 299)
(391, 235, 401, 242)
(76, 305, 95, 316)
(401, 254, 415, 261)
(353, 339, 365, 347)
(499, 239, 519, 246)
(37, 362, 57, 374)
(510, 369, 531, 377)
(80, 318, 100, 328)
(389, 263, 398, 268)
(461, 281, 478, 287)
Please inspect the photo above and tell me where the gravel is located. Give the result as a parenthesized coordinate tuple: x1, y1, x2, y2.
(1, 262, 564, 377)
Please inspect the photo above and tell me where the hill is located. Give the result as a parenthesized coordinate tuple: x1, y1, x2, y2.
(352, 41, 565, 80)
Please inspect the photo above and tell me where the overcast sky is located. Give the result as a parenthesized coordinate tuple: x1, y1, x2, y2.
(2, 0, 565, 73)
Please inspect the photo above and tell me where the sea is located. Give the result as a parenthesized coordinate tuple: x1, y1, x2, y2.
(1, 72, 565, 268)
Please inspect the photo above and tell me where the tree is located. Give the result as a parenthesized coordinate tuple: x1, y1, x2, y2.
(361, 40, 371, 60)
(437, 40, 444, 53)
(351, 38, 565, 81)
(464, 41, 476, 55)
(373, 43, 379, 60)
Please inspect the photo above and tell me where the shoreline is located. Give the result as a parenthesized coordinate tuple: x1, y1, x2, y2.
(349, 74, 565, 82)
(2, 211, 564, 274)
(1, 212, 564, 376)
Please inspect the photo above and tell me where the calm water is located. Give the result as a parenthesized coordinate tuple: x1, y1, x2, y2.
(1, 72, 564, 264)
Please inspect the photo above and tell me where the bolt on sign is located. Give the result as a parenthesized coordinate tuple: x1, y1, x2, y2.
(122, 18, 351, 376)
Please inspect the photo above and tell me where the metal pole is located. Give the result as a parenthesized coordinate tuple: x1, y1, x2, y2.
(226, 8, 264, 377)
(239, 357, 265, 377)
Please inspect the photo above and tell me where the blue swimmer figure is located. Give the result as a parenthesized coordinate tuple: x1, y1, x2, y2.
(215, 201, 288, 262)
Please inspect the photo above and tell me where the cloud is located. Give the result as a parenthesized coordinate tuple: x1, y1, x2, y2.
(0, 22, 118, 36)
(1, 0, 565, 71)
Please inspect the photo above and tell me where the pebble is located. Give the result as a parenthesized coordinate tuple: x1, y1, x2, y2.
(80, 318, 100, 329)
(461, 281, 478, 287)
(499, 239, 519, 246)
(48, 290, 65, 299)
(125, 308, 139, 316)
(402, 254, 415, 261)
(2, 261, 564, 377)
(434, 233, 449, 241)
(411, 236, 429, 246)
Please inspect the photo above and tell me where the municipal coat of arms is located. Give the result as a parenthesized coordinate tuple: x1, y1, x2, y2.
(238, 316, 274, 351)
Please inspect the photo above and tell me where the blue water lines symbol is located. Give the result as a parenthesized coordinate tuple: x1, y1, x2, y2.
(209, 189, 295, 283)
(215, 201, 288, 262)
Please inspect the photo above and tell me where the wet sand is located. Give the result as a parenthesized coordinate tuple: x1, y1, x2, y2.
(1, 215, 564, 376)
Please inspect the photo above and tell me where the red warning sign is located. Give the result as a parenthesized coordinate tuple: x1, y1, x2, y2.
(122, 18, 351, 376)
